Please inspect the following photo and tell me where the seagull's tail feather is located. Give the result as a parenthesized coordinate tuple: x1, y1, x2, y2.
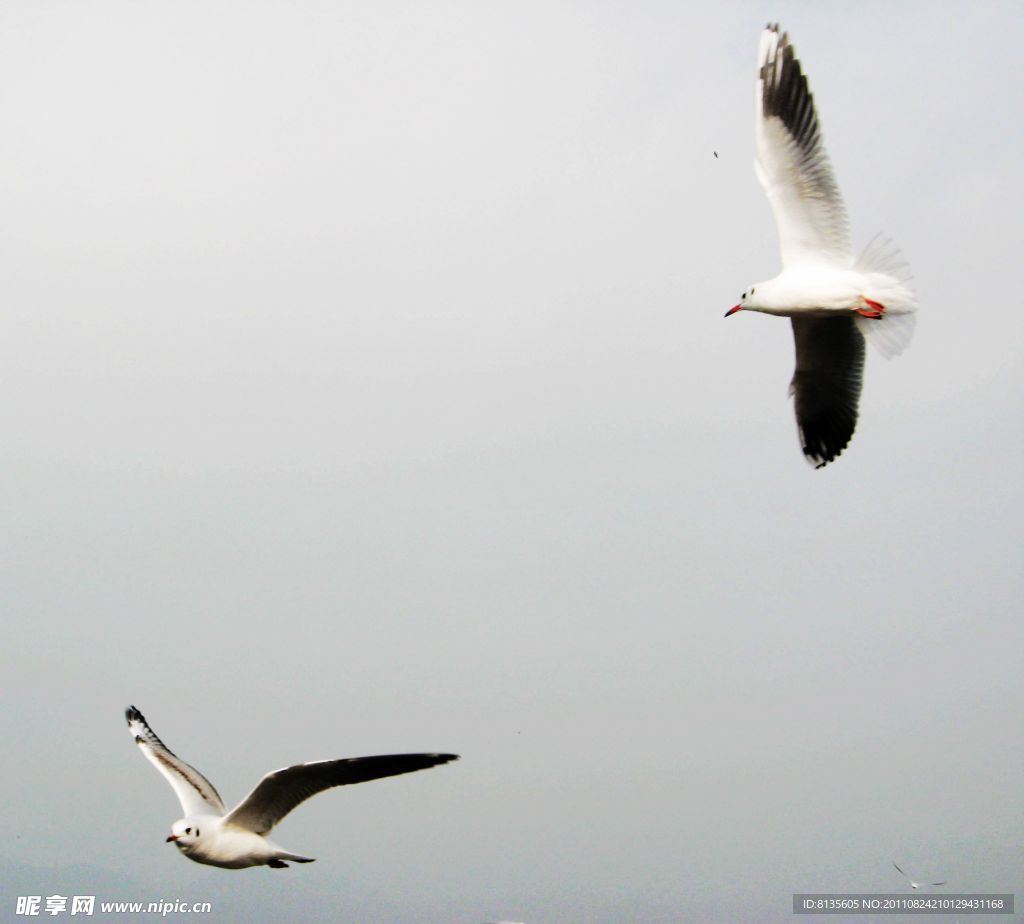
(856, 233, 913, 283)
(275, 852, 315, 864)
(854, 234, 917, 359)
(857, 311, 916, 360)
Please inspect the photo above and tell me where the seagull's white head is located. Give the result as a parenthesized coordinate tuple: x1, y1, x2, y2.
(725, 284, 761, 317)
(166, 818, 202, 853)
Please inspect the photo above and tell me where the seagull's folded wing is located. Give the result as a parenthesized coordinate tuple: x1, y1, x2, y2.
(789, 317, 865, 468)
(756, 25, 851, 269)
(126, 706, 227, 817)
(223, 753, 459, 835)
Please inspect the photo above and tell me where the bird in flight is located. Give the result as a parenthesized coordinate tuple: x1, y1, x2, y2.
(125, 705, 458, 869)
(893, 861, 947, 890)
(726, 24, 917, 468)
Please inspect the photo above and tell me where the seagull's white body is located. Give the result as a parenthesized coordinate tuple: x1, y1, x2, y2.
(168, 816, 305, 870)
(727, 24, 917, 468)
(125, 705, 458, 869)
(743, 265, 910, 319)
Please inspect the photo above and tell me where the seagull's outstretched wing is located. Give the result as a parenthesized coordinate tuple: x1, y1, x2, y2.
(755, 24, 851, 269)
(125, 706, 226, 817)
(789, 316, 865, 468)
(224, 753, 459, 835)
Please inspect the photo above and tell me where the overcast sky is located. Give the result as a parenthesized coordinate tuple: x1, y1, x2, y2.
(2, 2, 1022, 922)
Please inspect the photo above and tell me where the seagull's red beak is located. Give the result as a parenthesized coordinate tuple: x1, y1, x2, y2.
(166, 834, 179, 843)
(725, 305, 743, 317)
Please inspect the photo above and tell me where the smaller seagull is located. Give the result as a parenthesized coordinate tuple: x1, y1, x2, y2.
(713, 150, 719, 158)
(126, 705, 458, 869)
(893, 861, 947, 890)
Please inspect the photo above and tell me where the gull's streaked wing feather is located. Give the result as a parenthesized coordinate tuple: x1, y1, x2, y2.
(790, 317, 864, 468)
(125, 706, 226, 817)
(755, 24, 851, 269)
(224, 753, 459, 835)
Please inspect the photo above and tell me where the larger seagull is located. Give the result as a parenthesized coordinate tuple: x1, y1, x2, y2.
(726, 24, 917, 468)
(125, 705, 458, 869)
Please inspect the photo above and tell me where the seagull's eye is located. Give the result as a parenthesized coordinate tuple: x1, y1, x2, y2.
(185, 827, 191, 834)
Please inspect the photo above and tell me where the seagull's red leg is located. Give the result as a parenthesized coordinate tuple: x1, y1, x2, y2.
(856, 296, 886, 319)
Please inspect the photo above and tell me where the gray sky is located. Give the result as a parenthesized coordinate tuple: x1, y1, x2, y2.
(2, 1, 1022, 921)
